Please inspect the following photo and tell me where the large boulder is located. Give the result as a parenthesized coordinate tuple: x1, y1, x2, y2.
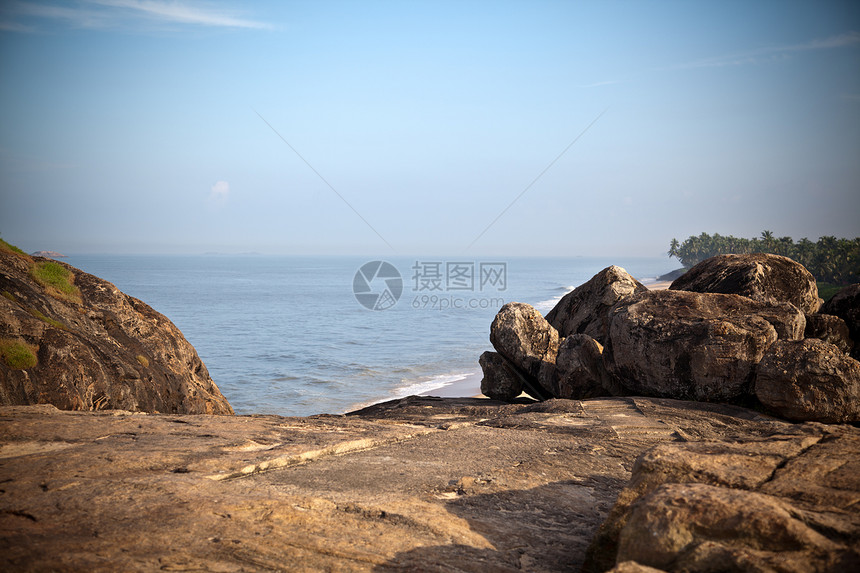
(804, 312, 854, 355)
(755, 339, 860, 423)
(670, 253, 822, 314)
(584, 430, 860, 573)
(0, 249, 234, 414)
(478, 351, 524, 401)
(489, 302, 559, 399)
(545, 265, 647, 344)
(821, 283, 860, 359)
(604, 290, 804, 402)
(546, 334, 609, 399)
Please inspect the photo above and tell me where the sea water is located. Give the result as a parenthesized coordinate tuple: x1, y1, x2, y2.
(65, 255, 677, 416)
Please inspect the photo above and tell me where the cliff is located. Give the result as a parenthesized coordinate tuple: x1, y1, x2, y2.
(0, 246, 233, 415)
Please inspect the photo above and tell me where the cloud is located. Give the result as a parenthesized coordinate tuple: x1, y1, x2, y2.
(667, 31, 860, 71)
(2, 0, 273, 32)
(208, 180, 230, 205)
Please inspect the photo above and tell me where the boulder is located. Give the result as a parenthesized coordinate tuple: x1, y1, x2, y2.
(0, 250, 233, 415)
(670, 253, 822, 314)
(821, 283, 860, 359)
(546, 334, 609, 399)
(755, 339, 860, 423)
(545, 265, 647, 344)
(489, 302, 558, 399)
(478, 351, 524, 401)
(804, 312, 853, 355)
(604, 290, 803, 402)
(583, 429, 860, 573)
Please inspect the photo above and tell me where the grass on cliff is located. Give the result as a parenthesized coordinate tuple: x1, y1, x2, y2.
(30, 261, 82, 304)
(0, 338, 37, 369)
(0, 238, 30, 261)
(28, 308, 66, 330)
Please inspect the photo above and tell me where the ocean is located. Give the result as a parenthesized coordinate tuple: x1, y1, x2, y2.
(64, 255, 678, 416)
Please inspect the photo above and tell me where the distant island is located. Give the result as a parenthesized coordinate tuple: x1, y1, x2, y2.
(31, 251, 67, 258)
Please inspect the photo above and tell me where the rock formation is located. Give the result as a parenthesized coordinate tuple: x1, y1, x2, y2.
(669, 252, 823, 313)
(0, 248, 233, 414)
(821, 283, 860, 359)
(482, 255, 859, 425)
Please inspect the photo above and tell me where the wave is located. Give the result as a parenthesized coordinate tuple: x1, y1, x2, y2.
(532, 285, 576, 314)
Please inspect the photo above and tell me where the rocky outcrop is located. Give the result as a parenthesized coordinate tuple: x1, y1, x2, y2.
(805, 312, 854, 354)
(0, 248, 233, 414)
(550, 334, 608, 399)
(489, 302, 558, 399)
(821, 283, 860, 359)
(5, 396, 852, 572)
(545, 265, 647, 343)
(478, 351, 523, 401)
(584, 427, 860, 573)
(755, 339, 860, 423)
(669, 253, 822, 313)
(604, 290, 803, 402)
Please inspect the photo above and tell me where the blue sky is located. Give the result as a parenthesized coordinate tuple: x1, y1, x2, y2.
(1, 0, 858, 256)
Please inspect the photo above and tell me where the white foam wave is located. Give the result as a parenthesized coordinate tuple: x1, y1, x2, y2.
(532, 285, 576, 314)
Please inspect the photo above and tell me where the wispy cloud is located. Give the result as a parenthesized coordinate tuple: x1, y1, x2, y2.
(582, 79, 622, 89)
(208, 180, 230, 205)
(666, 31, 860, 71)
(1, 0, 273, 32)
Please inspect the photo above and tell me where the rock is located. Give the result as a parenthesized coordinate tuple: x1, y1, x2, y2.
(670, 253, 822, 314)
(545, 265, 648, 344)
(755, 339, 860, 423)
(479, 351, 524, 401)
(804, 312, 854, 355)
(0, 396, 825, 572)
(489, 302, 558, 399)
(547, 334, 608, 399)
(0, 250, 233, 415)
(603, 290, 803, 402)
(583, 427, 860, 573)
(821, 283, 860, 359)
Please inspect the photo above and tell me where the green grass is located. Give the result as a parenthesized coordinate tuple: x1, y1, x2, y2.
(1, 290, 16, 303)
(0, 339, 37, 369)
(136, 354, 150, 368)
(0, 238, 29, 258)
(30, 261, 82, 304)
(28, 308, 66, 330)
(817, 282, 844, 303)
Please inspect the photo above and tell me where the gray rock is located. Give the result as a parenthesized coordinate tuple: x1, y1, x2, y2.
(0, 250, 233, 415)
(545, 265, 647, 344)
(670, 253, 822, 314)
(804, 312, 854, 355)
(479, 351, 524, 401)
(604, 290, 803, 402)
(821, 283, 860, 359)
(489, 302, 559, 398)
(755, 338, 860, 423)
(547, 334, 609, 399)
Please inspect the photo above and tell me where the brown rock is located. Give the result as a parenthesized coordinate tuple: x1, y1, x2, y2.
(479, 351, 524, 401)
(0, 251, 233, 415)
(545, 265, 648, 344)
(604, 290, 803, 402)
(804, 312, 854, 355)
(755, 338, 860, 423)
(547, 334, 609, 399)
(489, 302, 558, 399)
(821, 283, 860, 359)
(670, 253, 822, 314)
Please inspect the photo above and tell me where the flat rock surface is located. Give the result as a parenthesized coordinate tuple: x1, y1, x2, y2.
(0, 397, 833, 572)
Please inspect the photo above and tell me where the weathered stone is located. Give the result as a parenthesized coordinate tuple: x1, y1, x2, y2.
(479, 350, 524, 401)
(804, 312, 854, 355)
(546, 334, 608, 399)
(583, 426, 860, 573)
(603, 290, 804, 402)
(670, 253, 822, 314)
(0, 250, 233, 415)
(755, 338, 860, 423)
(545, 265, 647, 344)
(489, 302, 559, 398)
(605, 562, 668, 573)
(821, 283, 860, 359)
(0, 396, 805, 572)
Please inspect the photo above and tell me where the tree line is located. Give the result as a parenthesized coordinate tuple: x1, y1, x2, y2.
(668, 231, 860, 284)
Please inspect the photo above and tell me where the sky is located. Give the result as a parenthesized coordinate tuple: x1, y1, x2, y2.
(0, 0, 858, 257)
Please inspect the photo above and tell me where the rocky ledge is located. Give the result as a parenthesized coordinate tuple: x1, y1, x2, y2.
(2, 396, 857, 572)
